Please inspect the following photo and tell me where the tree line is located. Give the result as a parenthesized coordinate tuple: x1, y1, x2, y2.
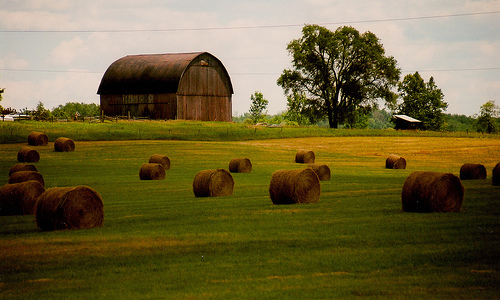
(1, 101, 100, 121)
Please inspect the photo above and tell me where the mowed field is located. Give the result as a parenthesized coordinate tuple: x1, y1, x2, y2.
(0, 136, 499, 299)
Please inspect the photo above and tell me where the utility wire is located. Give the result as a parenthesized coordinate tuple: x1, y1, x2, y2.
(1, 67, 499, 75)
(1, 11, 499, 33)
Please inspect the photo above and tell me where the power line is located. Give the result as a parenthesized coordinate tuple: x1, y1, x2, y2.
(1, 67, 498, 75)
(0, 68, 101, 74)
(1, 11, 499, 33)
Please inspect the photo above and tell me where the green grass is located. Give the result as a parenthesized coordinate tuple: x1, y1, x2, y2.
(0, 120, 495, 144)
(0, 136, 499, 299)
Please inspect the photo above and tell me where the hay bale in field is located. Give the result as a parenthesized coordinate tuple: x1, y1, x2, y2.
(28, 131, 48, 146)
(229, 158, 252, 173)
(0, 180, 45, 215)
(8, 171, 45, 186)
(148, 154, 171, 170)
(17, 147, 40, 163)
(35, 186, 104, 231)
(9, 163, 38, 176)
(54, 137, 75, 152)
(307, 164, 331, 181)
(139, 163, 165, 180)
(492, 162, 500, 186)
(385, 154, 406, 169)
(401, 171, 464, 213)
(295, 150, 315, 164)
(269, 168, 320, 204)
(193, 169, 234, 197)
(460, 163, 487, 180)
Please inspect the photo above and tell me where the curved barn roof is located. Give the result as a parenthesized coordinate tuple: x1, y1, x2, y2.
(97, 52, 232, 95)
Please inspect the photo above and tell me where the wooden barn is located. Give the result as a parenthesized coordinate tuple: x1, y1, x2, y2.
(97, 52, 233, 121)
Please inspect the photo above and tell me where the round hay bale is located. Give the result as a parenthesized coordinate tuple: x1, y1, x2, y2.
(460, 163, 487, 180)
(8, 171, 45, 186)
(229, 158, 252, 173)
(193, 169, 234, 197)
(295, 150, 315, 164)
(9, 163, 38, 176)
(148, 154, 171, 170)
(386, 154, 406, 169)
(269, 168, 321, 205)
(35, 186, 104, 231)
(17, 147, 40, 163)
(307, 164, 331, 181)
(139, 163, 165, 180)
(28, 131, 48, 146)
(0, 180, 45, 215)
(401, 171, 464, 213)
(54, 137, 75, 152)
(492, 162, 500, 186)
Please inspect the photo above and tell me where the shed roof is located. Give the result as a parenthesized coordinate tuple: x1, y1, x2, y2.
(97, 52, 232, 95)
(394, 115, 421, 123)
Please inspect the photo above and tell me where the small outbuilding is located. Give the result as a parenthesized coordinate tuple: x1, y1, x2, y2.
(393, 115, 422, 130)
(97, 52, 233, 121)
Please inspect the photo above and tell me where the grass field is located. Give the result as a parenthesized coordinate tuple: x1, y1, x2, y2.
(0, 120, 492, 144)
(1, 132, 499, 298)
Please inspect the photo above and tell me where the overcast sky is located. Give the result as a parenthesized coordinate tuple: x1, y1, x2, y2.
(1, 0, 499, 117)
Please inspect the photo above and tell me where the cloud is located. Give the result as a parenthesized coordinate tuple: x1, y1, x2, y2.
(0, 53, 30, 69)
(48, 37, 87, 66)
(2, 71, 101, 110)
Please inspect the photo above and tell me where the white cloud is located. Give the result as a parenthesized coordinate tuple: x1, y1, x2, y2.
(0, 53, 30, 69)
(48, 37, 87, 66)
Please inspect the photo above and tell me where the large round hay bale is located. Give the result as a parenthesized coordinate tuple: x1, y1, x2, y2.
(139, 163, 165, 180)
(193, 169, 234, 197)
(492, 162, 500, 186)
(9, 163, 38, 176)
(269, 168, 321, 204)
(0, 181, 45, 215)
(229, 158, 252, 173)
(460, 163, 487, 180)
(401, 171, 464, 213)
(307, 164, 331, 181)
(17, 147, 40, 163)
(28, 131, 48, 146)
(295, 150, 315, 164)
(54, 137, 75, 152)
(8, 171, 45, 186)
(148, 154, 171, 170)
(386, 154, 406, 169)
(35, 186, 104, 231)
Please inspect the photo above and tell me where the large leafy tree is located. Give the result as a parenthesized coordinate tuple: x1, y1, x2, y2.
(396, 72, 447, 131)
(277, 25, 400, 128)
(475, 100, 499, 133)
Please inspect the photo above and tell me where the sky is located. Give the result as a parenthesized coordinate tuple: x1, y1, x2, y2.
(0, 0, 499, 117)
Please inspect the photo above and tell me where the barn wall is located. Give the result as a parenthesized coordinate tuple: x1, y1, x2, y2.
(177, 95, 232, 121)
(100, 93, 177, 119)
(176, 53, 232, 121)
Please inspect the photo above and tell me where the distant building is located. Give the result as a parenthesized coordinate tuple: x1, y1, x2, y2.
(97, 52, 233, 121)
(393, 115, 422, 130)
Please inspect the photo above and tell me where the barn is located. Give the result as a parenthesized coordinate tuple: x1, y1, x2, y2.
(393, 114, 422, 130)
(97, 52, 233, 121)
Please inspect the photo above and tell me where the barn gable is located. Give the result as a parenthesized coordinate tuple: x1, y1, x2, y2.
(97, 52, 233, 121)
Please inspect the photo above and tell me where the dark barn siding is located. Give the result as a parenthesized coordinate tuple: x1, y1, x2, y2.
(97, 52, 233, 121)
